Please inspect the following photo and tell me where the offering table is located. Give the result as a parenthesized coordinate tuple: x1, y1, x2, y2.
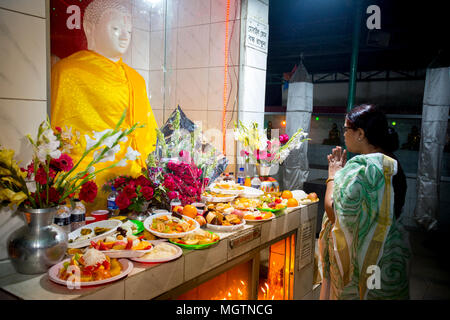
(0, 203, 318, 300)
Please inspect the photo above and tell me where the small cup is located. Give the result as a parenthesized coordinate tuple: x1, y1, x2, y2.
(90, 210, 109, 222)
(85, 216, 96, 225)
(191, 202, 205, 215)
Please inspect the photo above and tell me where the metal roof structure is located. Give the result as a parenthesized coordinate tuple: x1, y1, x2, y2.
(265, 0, 449, 107)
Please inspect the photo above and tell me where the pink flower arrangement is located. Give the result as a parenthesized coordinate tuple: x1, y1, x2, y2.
(161, 159, 209, 206)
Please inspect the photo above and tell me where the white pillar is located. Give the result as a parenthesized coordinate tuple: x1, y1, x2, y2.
(237, 0, 269, 167)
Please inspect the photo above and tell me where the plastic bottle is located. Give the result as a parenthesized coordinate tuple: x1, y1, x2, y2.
(244, 176, 252, 187)
(237, 167, 245, 185)
(54, 204, 72, 234)
(70, 199, 86, 231)
(107, 187, 119, 217)
(251, 175, 262, 190)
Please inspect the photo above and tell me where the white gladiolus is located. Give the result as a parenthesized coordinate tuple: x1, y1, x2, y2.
(125, 146, 140, 161)
(36, 141, 61, 162)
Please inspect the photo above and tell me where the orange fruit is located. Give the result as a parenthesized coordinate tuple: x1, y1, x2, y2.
(182, 205, 198, 218)
(287, 198, 299, 207)
(281, 190, 293, 199)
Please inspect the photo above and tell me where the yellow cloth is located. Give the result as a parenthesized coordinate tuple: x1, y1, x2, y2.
(51, 50, 158, 212)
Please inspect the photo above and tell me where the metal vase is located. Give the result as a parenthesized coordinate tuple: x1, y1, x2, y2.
(7, 207, 68, 274)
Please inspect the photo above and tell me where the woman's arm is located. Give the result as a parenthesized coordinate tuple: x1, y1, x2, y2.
(324, 146, 347, 224)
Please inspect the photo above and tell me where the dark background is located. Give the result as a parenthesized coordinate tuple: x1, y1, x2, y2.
(265, 0, 450, 110)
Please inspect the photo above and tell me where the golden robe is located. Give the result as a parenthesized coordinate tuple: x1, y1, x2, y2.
(51, 50, 158, 212)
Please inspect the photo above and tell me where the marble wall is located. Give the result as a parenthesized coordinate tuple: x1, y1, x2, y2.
(0, 0, 48, 261)
(148, 0, 242, 169)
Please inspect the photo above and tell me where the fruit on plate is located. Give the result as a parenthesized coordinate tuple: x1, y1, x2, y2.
(172, 229, 220, 246)
(182, 205, 198, 219)
(89, 235, 152, 251)
(172, 205, 184, 214)
(244, 211, 273, 220)
(151, 215, 197, 234)
(281, 190, 293, 199)
(58, 248, 122, 282)
(287, 198, 299, 207)
(195, 215, 206, 227)
(307, 192, 318, 201)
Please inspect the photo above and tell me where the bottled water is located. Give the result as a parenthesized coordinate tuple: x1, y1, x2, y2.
(107, 187, 119, 216)
(237, 167, 245, 185)
(251, 176, 262, 190)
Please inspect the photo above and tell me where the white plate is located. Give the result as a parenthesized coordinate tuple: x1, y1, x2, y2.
(131, 243, 182, 263)
(240, 186, 264, 198)
(143, 212, 200, 239)
(206, 219, 246, 232)
(48, 258, 133, 287)
(201, 194, 237, 203)
(209, 183, 245, 195)
(101, 245, 154, 259)
(68, 220, 122, 249)
(244, 213, 275, 222)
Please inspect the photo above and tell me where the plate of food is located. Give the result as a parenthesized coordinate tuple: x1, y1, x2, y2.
(48, 248, 133, 287)
(68, 220, 122, 249)
(209, 181, 245, 195)
(201, 191, 237, 203)
(205, 211, 246, 232)
(131, 242, 183, 263)
(239, 186, 264, 198)
(143, 212, 200, 239)
(88, 235, 154, 258)
(299, 192, 320, 205)
(243, 210, 274, 222)
(169, 229, 220, 249)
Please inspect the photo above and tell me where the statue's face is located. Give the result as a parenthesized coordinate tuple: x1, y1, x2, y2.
(92, 9, 132, 58)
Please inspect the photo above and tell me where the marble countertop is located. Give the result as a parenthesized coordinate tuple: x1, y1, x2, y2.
(0, 203, 317, 300)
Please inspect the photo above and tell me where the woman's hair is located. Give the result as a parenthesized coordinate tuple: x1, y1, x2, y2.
(346, 104, 399, 153)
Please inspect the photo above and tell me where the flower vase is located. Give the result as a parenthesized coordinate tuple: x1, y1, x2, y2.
(124, 202, 150, 222)
(258, 164, 280, 194)
(7, 207, 68, 274)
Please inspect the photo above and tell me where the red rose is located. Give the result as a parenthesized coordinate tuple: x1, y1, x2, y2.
(141, 186, 154, 201)
(122, 185, 137, 200)
(116, 192, 131, 210)
(113, 177, 128, 190)
(78, 181, 98, 203)
(50, 154, 73, 172)
(135, 175, 151, 187)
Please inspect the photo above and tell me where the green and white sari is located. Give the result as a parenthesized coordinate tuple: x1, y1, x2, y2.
(318, 153, 410, 300)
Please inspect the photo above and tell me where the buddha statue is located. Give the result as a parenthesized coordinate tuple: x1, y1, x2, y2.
(51, 0, 158, 211)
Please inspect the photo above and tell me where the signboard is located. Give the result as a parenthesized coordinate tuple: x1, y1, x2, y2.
(298, 219, 313, 270)
(245, 17, 269, 53)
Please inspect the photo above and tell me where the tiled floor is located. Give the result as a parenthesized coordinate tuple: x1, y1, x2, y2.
(312, 229, 450, 300)
(408, 229, 450, 300)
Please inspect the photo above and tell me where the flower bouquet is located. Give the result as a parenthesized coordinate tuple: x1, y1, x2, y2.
(103, 174, 160, 214)
(1, 108, 143, 274)
(0, 108, 142, 210)
(145, 107, 226, 207)
(234, 120, 310, 167)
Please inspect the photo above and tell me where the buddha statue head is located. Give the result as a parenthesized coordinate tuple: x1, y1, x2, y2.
(83, 0, 132, 61)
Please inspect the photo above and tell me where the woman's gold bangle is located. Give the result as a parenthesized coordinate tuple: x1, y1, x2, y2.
(326, 178, 334, 184)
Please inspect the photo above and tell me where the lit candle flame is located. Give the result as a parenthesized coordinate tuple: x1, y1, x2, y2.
(240, 280, 245, 286)
(238, 288, 243, 296)
(261, 287, 266, 294)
